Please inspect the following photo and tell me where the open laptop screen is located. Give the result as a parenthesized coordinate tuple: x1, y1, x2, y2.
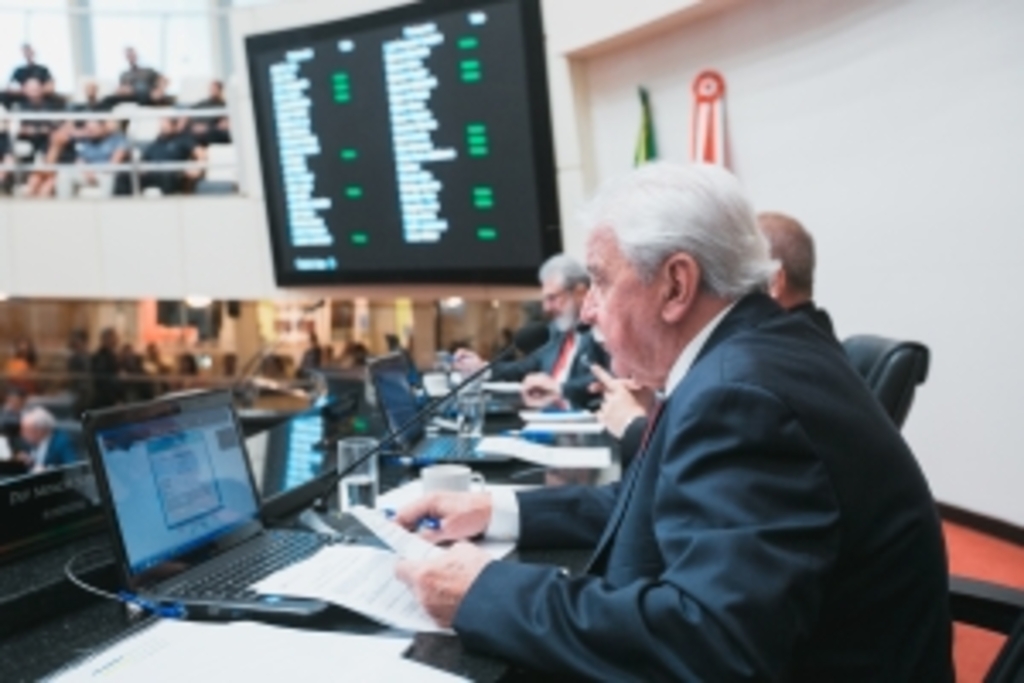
(94, 403, 259, 576)
(370, 354, 424, 450)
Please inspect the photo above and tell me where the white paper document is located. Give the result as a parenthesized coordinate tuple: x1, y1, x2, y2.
(350, 506, 443, 561)
(521, 422, 606, 435)
(519, 409, 597, 423)
(476, 436, 611, 469)
(376, 482, 532, 560)
(481, 381, 522, 393)
(253, 544, 446, 633)
(47, 620, 466, 682)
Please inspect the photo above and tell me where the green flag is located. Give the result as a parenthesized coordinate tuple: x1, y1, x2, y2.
(634, 87, 657, 166)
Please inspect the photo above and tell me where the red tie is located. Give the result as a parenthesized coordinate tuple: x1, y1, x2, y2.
(637, 400, 666, 459)
(549, 332, 575, 379)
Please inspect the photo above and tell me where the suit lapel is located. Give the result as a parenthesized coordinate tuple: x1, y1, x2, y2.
(582, 294, 781, 575)
(584, 405, 667, 574)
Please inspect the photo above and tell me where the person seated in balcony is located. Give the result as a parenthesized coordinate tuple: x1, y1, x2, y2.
(188, 80, 231, 145)
(22, 120, 76, 197)
(0, 123, 13, 195)
(13, 407, 80, 473)
(13, 78, 63, 160)
(146, 76, 175, 107)
(71, 81, 114, 117)
(117, 47, 162, 103)
(6, 44, 54, 95)
(73, 119, 128, 196)
(138, 118, 207, 195)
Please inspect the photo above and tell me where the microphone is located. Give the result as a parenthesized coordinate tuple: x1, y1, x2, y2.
(315, 322, 551, 499)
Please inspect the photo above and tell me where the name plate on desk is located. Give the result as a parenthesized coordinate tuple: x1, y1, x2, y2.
(0, 463, 105, 563)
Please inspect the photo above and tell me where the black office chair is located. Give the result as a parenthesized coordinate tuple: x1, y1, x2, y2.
(950, 576, 1024, 682)
(842, 335, 930, 429)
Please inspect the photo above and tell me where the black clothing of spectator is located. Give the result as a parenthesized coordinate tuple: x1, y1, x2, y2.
(139, 129, 200, 194)
(10, 63, 52, 88)
(13, 95, 67, 157)
(120, 66, 161, 102)
(90, 346, 122, 409)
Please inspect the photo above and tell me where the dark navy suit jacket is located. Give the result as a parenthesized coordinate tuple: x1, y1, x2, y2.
(42, 431, 80, 468)
(454, 294, 952, 681)
(491, 326, 610, 409)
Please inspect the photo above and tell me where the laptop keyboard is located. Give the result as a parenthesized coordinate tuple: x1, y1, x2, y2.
(414, 435, 480, 462)
(163, 530, 328, 600)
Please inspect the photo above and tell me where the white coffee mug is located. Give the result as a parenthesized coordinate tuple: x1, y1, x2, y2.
(420, 464, 486, 493)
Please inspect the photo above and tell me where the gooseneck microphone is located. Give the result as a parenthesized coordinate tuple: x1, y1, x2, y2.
(316, 322, 551, 499)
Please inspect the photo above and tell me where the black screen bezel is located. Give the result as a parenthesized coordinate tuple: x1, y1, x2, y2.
(245, 0, 562, 286)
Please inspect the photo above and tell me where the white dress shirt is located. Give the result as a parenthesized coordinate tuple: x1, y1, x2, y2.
(485, 303, 736, 541)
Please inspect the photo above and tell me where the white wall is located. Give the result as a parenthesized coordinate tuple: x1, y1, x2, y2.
(583, 0, 1024, 524)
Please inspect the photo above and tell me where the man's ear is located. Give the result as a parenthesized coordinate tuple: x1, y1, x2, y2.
(769, 268, 786, 300)
(660, 253, 700, 324)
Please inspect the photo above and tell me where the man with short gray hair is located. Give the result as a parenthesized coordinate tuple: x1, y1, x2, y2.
(395, 162, 951, 681)
(454, 252, 609, 409)
(15, 406, 79, 472)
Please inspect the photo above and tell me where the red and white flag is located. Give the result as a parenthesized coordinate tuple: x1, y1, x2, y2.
(690, 70, 728, 167)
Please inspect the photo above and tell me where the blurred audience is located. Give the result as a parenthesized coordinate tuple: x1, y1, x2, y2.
(91, 328, 122, 408)
(14, 406, 78, 473)
(139, 118, 207, 195)
(119, 344, 146, 402)
(1, 387, 27, 447)
(13, 78, 61, 158)
(23, 119, 76, 197)
(71, 81, 113, 115)
(6, 44, 53, 94)
(118, 47, 162, 103)
(188, 79, 230, 145)
(174, 353, 201, 391)
(297, 332, 323, 377)
(67, 330, 92, 416)
(74, 119, 128, 195)
(146, 75, 175, 107)
(4, 338, 38, 393)
(0, 122, 13, 194)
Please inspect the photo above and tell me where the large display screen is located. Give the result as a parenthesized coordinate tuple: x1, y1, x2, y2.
(246, 0, 561, 285)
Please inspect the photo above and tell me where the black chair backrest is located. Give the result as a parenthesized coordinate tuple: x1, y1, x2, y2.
(842, 335, 930, 429)
(987, 612, 1024, 683)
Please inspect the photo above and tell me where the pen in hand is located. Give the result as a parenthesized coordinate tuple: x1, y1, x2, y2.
(383, 508, 441, 531)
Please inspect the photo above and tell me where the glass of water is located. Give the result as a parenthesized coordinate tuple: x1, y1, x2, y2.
(337, 436, 379, 512)
(456, 388, 487, 438)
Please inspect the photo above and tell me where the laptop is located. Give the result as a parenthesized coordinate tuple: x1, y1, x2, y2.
(82, 390, 332, 617)
(368, 353, 507, 464)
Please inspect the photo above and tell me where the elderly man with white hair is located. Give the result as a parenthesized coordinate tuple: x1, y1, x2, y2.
(15, 406, 79, 473)
(393, 162, 952, 681)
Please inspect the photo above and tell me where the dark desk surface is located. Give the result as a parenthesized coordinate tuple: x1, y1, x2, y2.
(0, 406, 613, 682)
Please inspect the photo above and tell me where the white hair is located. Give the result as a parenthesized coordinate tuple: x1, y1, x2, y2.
(579, 162, 775, 298)
(538, 253, 589, 289)
(21, 406, 55, 432)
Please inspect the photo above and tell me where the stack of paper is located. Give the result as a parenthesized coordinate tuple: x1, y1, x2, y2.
(519, 410, 597, 423)
(475, 436, 611, 469)
(48, 620, 467, 682)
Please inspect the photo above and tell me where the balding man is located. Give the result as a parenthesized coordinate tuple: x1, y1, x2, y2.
(394, 163, 951, 681)
(15, 407, 79, 472)
(758, 211, 835, 339)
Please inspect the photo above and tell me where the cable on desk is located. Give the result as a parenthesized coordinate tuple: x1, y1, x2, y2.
(64, 547, 185, 619)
